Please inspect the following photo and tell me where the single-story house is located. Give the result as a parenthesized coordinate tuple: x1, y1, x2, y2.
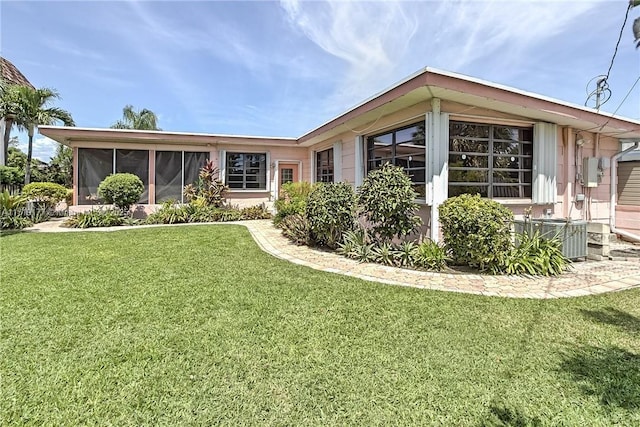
(39, 67, 640, 240)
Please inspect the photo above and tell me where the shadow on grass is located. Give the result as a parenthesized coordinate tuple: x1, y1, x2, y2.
(559, 345, 640, 410)
(480, 403, 542, 426)
(0, 229, 28, 237)
(580, 307, 640, 335)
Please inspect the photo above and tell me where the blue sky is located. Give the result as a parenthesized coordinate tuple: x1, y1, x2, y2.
(2, 0, 639, 161)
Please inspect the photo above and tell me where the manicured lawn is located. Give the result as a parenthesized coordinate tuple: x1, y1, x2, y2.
(1, 225, 639, 425)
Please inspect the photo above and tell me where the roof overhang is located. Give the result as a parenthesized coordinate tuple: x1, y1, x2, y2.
(38, 126, 300, 148)
(298, 67, 640, 146)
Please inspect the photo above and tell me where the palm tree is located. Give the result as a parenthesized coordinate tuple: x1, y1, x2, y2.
(111, 105, 160, 130)
(12, 86, 75, 184)
(1, 57, 34, 166)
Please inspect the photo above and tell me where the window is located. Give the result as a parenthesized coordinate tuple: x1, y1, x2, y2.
(226, 152, 267, 190)
(448, 122, 533, 198)
(366, 123, 426, 198)
(316, 148, 334, 183)
(78, 148, 113, 205)
(155, 151, 209, 203)
(116, 149, 149, 203)
(281, 168, 294, 184)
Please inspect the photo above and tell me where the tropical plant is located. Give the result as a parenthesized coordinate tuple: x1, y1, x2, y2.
(439, 194, 514, 272)
(305, 182, 356, 248)
(183, 161, 227, 207)
(5, 86, 74, 184)
(395, 241, 417, 267)
(414, 239, 449, 271)
(337, 228, 376, 263)
(145, 201, 191, 224)
(239, 204, 271, 220)
(45, 143, 73, 186)
(22, 182, 67, 210)
(111, 104, 160, 130)
(0, 165, 22, 185)
(0, 189, 31, 230)
(97, 173, 144, 213)
(357, 163, 422, 242)
(280, 214, 311, 246)
(502, 231, 570, 276)
(63, 209, 124, 229)
(274, 181, 315, 225)
(372, 242, 396, 266)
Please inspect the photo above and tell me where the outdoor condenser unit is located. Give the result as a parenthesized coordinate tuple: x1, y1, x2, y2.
(514, 219, 588, 260)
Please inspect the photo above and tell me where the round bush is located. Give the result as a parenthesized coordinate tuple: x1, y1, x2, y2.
(438, 194, 513, 272)
(22, 182, 68, 209)
(357, 163, 422, 242)
(97, 173, 144, 212)
(305, 182, 355, 248)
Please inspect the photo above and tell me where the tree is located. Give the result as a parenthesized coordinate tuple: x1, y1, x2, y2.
(10, 86, 74, 184)
(45, 143, 73, 187)
(0, 83, 22, 167)
(111, 105, 160, 130)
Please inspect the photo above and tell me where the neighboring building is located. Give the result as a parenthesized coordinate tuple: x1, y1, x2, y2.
(39, 67, 640, 238)
(1, 57, 35, 166)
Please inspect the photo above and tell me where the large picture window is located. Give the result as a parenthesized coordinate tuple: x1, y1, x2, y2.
(116, 149, 149, 203)
(448, 122, 533, 198)
(366, 122, 426, 198)
(316, 148, 334, 183)
(155, 151, 209, 203)
(226, 152, 267, 190)
(78, 148, 113, 205)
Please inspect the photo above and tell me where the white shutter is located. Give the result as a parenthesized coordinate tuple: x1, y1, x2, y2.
(532, 123, 557, 204)
(333, 141, 343, 182)
(355, 135, 365, 187)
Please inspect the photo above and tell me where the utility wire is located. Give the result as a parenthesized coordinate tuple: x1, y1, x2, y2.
(585, 3, 633, 109)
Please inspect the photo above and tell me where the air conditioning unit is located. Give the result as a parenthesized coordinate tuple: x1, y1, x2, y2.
(514, 219, 587, 260)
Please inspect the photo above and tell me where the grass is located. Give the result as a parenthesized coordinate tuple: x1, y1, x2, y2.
(1, 225, 639, 426)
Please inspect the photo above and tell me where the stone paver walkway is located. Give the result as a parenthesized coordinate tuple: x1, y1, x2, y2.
(25, 219, 640, 299)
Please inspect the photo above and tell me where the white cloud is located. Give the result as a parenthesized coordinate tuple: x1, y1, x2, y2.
(17, 135, 59, 162)
(280, 0, 603, 110)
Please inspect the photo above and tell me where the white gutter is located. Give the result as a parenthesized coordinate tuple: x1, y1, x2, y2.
(610, 141, 640, 242)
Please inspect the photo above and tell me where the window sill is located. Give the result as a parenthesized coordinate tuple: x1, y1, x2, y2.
(492, 198, 534, 205)
(227, 189, 270, 193)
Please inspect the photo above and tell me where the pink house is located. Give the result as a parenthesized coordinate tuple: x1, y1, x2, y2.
(39, 68, 640, 240)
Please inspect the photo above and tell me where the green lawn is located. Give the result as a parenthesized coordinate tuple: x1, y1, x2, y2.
(1, 225, 639, 426)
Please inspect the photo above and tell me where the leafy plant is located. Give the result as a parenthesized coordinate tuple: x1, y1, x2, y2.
(240, 204, 272, 220)
(145, 201, 190, 224)
(0, 190, 31, 230)
(280, 213, 311, 246)
(357, 163, 422, 242)
(372, 242, 396, 266)
(65, 188, 73, 206)
(22, 182, 67, 210)
(274, 182, 315, 225)
(63, 209, 124, 228)
(395, 241, 417, 267)
(97, 173, 144, 213)
(502, 230, 570, 276)
(183, 160, 227, 208)
(414, 239, 449, 271)
(306, 182, 356, 248)
(337, 228, 376, 263)
(439, 194, 513, 272)
(0, 165, 22, 185)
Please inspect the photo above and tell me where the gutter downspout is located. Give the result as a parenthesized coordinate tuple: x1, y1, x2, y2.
(610, 141, 640, 242)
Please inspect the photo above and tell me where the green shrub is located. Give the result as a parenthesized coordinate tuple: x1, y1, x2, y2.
(0, 165, 22, 185)
(274, 182, 315, 225)
(22, 182, 68, 209)
(357, 163, 422, 242)
(240, 204, 272, 220)
(502, 231, 570, 276)
(372, 242, 396, 266)
(280, 214, 311, 246)
(439, 194, 513, 272)
(306, 182, 356, 248)
(65, 189, 74, 206)
(395, 241, 417, 267)
(414, 239, 449, 271)
(0, 190, 27, 210)
(183, 161, 227, 208)
(97, 173, 144, 212)
(63, 209, 124, 228)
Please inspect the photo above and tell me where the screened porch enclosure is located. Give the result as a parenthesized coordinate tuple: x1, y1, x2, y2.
(77, 148, 209, 205)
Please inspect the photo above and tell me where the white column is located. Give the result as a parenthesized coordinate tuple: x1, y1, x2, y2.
(0, 118, 6, 166)
(427, 98, 449, 242)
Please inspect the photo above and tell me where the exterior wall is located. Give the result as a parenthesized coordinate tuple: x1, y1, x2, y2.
(70, 141, 308, 213)
(616, 161, 640, 235)
(307, 101, 631, 239)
